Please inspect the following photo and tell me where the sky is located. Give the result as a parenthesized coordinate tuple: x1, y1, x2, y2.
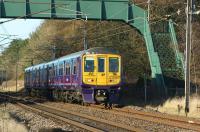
(0, 19, 43, 52)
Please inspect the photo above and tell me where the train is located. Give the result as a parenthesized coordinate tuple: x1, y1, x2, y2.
(24, 47, 122, 104)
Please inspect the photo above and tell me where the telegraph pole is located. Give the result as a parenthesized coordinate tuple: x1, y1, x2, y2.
(0, 63, 3, 90)
(185, 0, 193, 116)
(16, 62, 18, 93)
(5, 69, 7, 91)
(83, 23, 88, 50)
(16, 47, 19, 93)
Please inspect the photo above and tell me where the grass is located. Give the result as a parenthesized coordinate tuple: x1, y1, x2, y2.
(0, 80, 24, 92)
(146, 95, 200, 118)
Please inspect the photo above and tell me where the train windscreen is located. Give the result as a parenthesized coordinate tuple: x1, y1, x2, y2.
(98, 57, 105, 72)
(109, 57, 119, 72)
(84, 57, 94, 72)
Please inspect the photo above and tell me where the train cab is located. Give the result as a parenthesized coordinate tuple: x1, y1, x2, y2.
(82, 54, 121, 86)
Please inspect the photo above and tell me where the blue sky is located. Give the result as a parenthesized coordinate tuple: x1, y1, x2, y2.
(0, 19, 43, 51)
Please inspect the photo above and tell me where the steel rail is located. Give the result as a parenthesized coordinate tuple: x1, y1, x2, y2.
(0, 94, 103, 132)
(90, 105, 200, 131)
(47, 100, 200, 131)
(27, 102, 142, 132)
(5, 94, 200, 131)
(2, 93, 200, 131)
(16, 102, 103, 132)
(0, 94, 143, 132)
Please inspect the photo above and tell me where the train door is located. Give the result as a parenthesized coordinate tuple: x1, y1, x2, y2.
(96, 56, 107, 85)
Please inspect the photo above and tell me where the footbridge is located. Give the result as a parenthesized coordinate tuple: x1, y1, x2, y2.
(0, 0, 184, 97)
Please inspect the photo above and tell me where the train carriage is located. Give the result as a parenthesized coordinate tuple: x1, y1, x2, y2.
(25, 47, 122, 104)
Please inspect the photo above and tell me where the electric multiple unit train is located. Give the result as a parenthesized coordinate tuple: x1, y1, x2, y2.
(24, 47, 122, 104)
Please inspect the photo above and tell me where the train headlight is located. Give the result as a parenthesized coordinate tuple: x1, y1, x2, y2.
(87, 79, 94, 82)
(97, 91, 100, 95)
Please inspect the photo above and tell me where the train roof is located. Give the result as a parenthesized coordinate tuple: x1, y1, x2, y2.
(51, 50, 84, 64)
(86, 47, 119, 54)
(25, 47, 119, 71)
(25, 62, 46, 71)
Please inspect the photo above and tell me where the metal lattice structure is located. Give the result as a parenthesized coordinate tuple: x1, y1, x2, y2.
(0, 0, 184, 96)
(151, 20, 184, 96)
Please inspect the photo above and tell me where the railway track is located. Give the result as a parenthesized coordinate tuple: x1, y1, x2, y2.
(2, 93, 200, 131)
(41, 100, 200, 131)
(0, 94, 143, 132)
(90, 105, 200, 131)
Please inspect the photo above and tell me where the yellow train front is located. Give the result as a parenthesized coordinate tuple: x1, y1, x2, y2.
(81, 48, 122, 104)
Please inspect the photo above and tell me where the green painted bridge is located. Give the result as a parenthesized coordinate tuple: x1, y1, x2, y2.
(0, 0, 184, 97)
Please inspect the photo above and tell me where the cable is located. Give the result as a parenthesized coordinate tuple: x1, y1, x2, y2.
(0, 36, 15, 39)
(88, 19, 165, 43)
(0, 34, 18, 36)
(0, 42, 12, 47)
(0, 1, 186, 60)
(29, 6, 188, 55)
(75, 5, 186, 44)
(0, 2, 73, 53)
(69, 9, 184, 47)
(0, 36, 12, 43)
(51, 15, 172, 43)
(0, 0, 185, 45)
(42, 23, 129, 41)
(0, 23, 14, 48)
(47, 11, 177, 43)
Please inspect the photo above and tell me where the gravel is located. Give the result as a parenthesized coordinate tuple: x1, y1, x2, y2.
(45, 102, 196, 132)
(3, 95, 197, 132)
(0, 103, 82, 132)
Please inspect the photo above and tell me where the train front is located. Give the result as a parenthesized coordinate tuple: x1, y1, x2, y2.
(81, 48, 121, 104)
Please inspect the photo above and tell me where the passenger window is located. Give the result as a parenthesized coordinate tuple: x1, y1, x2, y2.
(52, 66, 54, 76)
(49, 67, 52, 77)
(98, 57, 105, 72)
(66, 64, 70, 75)
(73, 61, 77, 75)
(54, 65, 57, 76)
(73, 65, 77, 74)
(59, 64, 63, 76)
(84, 57, 94, 72)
